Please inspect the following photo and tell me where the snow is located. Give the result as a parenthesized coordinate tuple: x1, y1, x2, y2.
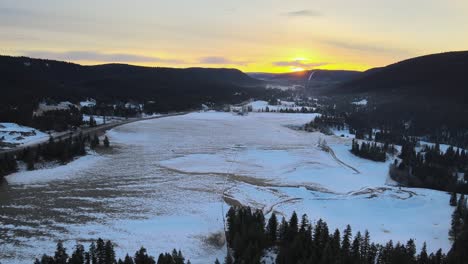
(0, 123, 48, 147)
(5, 153, 105, 185)
(246, 100, 314, 112)
(418, 141, 461, 153)
(331, 127, 355, 139)
(352, 99, 368, 106)
(80, 100, 96, 107)
(0, 112, 453, 263)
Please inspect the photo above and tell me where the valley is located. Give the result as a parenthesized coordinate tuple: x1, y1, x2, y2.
(0, 112, 453, 263)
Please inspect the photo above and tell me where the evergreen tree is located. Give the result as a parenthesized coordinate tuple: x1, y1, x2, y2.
(96, 238, 106, 264)
(224, 253, 233, 264)
(450, 192, 458, 206)
(351, 231, 362, 263)
(104, 136, 110, 148)
(135, 247, 155, 264)
(91, 134, 100, 149)
(54, 241, 69, 264)
(342, 225, 352, 259)
(70, 244, 86, 264)
(418, 242, 428, 264)
(266, 212, 278, 246)
(104, 240, 116, 264)
(89, 242, 97, 264)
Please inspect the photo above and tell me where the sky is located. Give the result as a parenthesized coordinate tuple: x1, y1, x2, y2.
(1, 0, 467, 73)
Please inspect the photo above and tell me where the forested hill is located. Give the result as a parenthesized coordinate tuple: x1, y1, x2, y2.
(337, 51, 468, 100)
(250, 70, 361, 93)
(0, 55, 264, 110)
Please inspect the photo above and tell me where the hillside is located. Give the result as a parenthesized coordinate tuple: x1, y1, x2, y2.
(0, 55, 264, 109)
(338, 51, 468, 100)
(250, 70, 361, 92)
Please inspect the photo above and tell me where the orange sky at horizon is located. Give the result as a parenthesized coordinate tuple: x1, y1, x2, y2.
(1, 0, 467, 73)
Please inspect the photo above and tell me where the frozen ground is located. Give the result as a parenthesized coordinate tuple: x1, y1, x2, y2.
(0, 112, 452, 263)
(0, 122, 48, 147)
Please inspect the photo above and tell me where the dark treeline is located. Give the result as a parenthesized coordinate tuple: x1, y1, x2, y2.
(31, 206, 468, 264)
(33, 238, 190, 264)
(304, 115, 346, 135)
(275, 107, 315, 114)
(449, 193, 467, 242)
(351, 139, 392, 162)
(448, 193, 468, 263)
(0, 55, 278, 130)
(81, 104, 140, 119)
(32, 108, 83, 132)
(225, 206, 452, 264)
(390, 142, 468, 193)
(0, 153, 18, 177)
(340, 99, 468, 149)
(0, 133, 108, 178)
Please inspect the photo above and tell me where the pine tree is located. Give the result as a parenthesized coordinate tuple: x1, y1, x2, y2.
(26, 149, 35, 171)
(361, 230, 370, 263)
(351, 231, 362, 263)
(104, 136, 110, 148)
(342, 225, 352, 259)
(123, 254, 135, 264)
(418, 242, 428, 264)
(90, 116, 97, 127)
(89, 241, 97, 264)
(406, 239, 417, 263)
(91, 134, 100, 149)
(104, 240, 116, 264)
(172, 249, 184, 264)
(96, 238, 106, 264)
(266, 212, 278, 246)
(54, 241, 69, 264)
(450, 192, 458, 206)
(70, 244, 86, 264)
(288, 211, 299, 238)
(135, 247, 155, 264)
(224, 253, 233, 264)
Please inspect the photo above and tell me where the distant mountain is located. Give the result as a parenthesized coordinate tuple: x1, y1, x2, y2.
(0, 55, 264, 109)
(249, 70, 361, 92)
(337, 51, 468, 100)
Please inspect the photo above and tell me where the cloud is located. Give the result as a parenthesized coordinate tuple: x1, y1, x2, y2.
(284, 9, 322, 17)
(273, 60, 328, 69)
(198, 56, 250, 65)
(20, 50, 185, 64)
(322, 39, 413, 56)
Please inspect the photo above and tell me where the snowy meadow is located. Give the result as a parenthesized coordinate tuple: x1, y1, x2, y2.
(0, 112, 452, 263)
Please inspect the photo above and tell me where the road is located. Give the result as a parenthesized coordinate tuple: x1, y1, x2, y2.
(0, 112, 188, 156)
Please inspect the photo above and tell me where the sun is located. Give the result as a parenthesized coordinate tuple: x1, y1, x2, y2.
(291, 67, 305, 72)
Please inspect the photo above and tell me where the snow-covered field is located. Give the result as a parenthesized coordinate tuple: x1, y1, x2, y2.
(0, 123, 48, 147)
(0, 112, 452, 263)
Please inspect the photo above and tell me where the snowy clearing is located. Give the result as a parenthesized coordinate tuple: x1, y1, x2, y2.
(0, 123, 48, 147)
(0, 112, 452, 263)
(352, 99, 368, 106)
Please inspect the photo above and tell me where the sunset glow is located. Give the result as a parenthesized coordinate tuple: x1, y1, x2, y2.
(2, 0, 468, 73)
